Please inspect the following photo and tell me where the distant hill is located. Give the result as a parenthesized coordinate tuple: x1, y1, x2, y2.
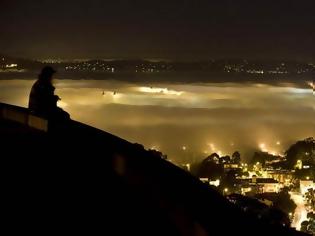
(0, 54, 43, 70)
(1, 53, 314, 74)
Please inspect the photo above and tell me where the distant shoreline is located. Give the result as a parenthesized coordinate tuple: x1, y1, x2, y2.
(0, 71, 312, 88)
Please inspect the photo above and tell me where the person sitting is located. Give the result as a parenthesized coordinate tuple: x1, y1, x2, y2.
(29, 66, 70, 120)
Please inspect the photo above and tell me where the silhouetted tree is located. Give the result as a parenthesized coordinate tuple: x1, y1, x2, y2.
(220, 155, 231, 164)
(204, 153, 220, 163)
(251, 152, 278, 166)
(301, 212, 315, 234)
(307, 212, 315, 221)
(305, 189, 315, 211)
(228, 194, 291, 227)
(255, 189, 297, 215)
(197, 153, 224, 179)
(301, 221, 309, 233)
(232, 151, 241, 164)
(148, 149, 167, 160)
(285, 137, 315, 168)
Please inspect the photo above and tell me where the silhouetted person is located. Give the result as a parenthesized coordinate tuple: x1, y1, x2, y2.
(29, 66, 70, 120)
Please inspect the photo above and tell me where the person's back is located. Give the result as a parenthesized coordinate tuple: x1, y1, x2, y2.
(29, 66, 70, 120)
(29, 78, 58, 116)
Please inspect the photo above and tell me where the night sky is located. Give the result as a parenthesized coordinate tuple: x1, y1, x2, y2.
(0, 0, 314, 60)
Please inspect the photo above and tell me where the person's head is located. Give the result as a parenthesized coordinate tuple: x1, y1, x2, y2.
(38, 66, 56, 84)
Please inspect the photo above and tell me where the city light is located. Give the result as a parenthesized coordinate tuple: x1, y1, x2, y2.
(58, 101, 68, 108)
(290, 192, 308, 230)
(259, 143, 268, 152)
(307, 81, 314, 90)
(5, 63, 18, 68)
(295, 160, 303, 170)
(150, 145, 160, 151)
(209, 179, 220, 187)
(185, 164, 191, 172)
(270, 151, 277, 156)
(138, 87, 183, 96)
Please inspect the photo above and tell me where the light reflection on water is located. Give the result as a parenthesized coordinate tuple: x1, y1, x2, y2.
(0, 79, 314, 163)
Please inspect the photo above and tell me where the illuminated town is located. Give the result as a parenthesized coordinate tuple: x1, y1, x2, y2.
(167, 137, 315, 233)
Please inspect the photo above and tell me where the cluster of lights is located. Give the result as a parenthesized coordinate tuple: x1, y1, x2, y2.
(5, 64, 18, 68)
(138, 87, 183, 96)
(247, 70, 264, 74)
(209, 179, 220, 187)
(307, 81, 314, 90)
(135, 64, 171, 73)
(150, 145, 160, 151)
(207, 143, 222, 155)
(65, 63, 115, 72)
(208, 143, 215, 150)
(259, 143, 267, 152)
(258, 141, 282, 156)
(268, 70, 288, 74)
(224, 64, 245, 73)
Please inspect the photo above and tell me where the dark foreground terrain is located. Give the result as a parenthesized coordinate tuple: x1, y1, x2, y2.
(0, 103, 307, 236)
